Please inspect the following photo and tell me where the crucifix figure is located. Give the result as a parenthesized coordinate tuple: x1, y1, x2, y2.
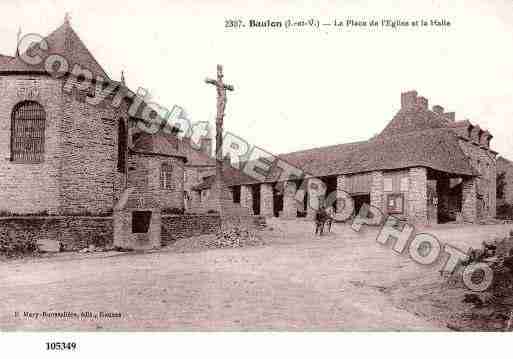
(205, 64, 235, 189)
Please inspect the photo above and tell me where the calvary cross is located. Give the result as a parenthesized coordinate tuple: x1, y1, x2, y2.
(205, 64, 235, 186)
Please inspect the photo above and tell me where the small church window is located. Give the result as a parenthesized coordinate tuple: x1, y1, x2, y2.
(10, 101, 46, 163)
(160, 163, 174, 190)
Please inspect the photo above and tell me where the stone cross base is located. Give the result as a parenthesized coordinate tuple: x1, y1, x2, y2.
(113, 208, 162, 251)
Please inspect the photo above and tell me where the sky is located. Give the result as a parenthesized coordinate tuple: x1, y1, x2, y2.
(0, 0, 512, 159)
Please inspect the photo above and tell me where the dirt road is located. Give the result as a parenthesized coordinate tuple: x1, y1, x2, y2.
(1, 219, 511, 331)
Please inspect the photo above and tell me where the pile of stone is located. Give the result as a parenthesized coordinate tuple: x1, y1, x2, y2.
(168, 225, 265, 253)
(213, 226, 264, 248)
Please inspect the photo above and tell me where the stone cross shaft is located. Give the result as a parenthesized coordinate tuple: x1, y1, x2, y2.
(205, 64, 234, 187)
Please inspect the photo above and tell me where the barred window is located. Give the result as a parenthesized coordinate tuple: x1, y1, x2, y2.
(10, 101, 45, 163)
(160, 163, 173, 190)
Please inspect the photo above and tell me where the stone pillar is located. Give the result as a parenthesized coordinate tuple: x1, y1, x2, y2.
(240, 185, 253, 215)
(370, 171, 384, 212)
(306, 178, 327, 219)
(336, 174, 349, 214)
(462, 177, 477, 223)
(282, 181, 298, 219)
(408, 167, 428, 225)
(260, 183, 274, 217)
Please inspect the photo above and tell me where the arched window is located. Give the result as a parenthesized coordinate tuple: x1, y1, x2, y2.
(160, 163, 173, 190)
(117, 118, 127, 173)
(11, 101, 46, 163)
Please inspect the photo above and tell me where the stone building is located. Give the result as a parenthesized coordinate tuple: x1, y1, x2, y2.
(198, 90, 498, 225)
(497, 156, 513, 207)
(0, 18, 187, 217)
(0, 17, 500, 227)
(181, 135, 216, 210)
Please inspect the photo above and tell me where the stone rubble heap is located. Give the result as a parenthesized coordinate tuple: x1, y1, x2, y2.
(168, 225, 265, 253)
(214, 225, 264, 248)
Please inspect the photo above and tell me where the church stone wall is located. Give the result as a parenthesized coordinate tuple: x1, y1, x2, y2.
(0, 75, 62, 214)
(0, 74, 128, 215)
(58, 90, 120, 215)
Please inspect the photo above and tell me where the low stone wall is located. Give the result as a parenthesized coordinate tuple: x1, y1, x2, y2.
(0, 213, 226, 252)
(0, 216, 113, 251)
(161, 214, 221, 246)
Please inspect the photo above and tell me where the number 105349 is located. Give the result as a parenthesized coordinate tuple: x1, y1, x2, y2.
(46, 342, 77, 351)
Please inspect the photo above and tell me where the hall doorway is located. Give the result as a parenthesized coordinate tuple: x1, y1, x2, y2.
(352, 193, 370, 215)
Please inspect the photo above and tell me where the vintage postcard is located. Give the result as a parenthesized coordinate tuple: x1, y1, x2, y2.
(0, 0, 512, 355)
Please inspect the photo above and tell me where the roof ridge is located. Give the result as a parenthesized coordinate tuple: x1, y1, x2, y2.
(277, 140, 368, 157)
(378, 106, 452, 138)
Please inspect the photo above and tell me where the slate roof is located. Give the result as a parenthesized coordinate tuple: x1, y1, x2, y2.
(131, 132, 187, 161)
(195, 102, 483, 189)
(378, 106, 451, 137)
(192, 163, 255, 190)
(180, 137, 216, 167)
(0, 20, 109, 79)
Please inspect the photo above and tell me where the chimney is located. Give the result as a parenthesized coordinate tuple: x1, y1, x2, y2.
(416, 96, 428, 110)
(401, 90, 418, 108)
(432, 105, 444, 115)
(199, 136, 212, 156)
(444, 112, 455, 121)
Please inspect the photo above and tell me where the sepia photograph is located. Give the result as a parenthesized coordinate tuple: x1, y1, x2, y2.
(0, 0, 512, 356)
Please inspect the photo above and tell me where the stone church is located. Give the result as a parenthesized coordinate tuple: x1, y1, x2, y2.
(0, 17, 190, 217)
